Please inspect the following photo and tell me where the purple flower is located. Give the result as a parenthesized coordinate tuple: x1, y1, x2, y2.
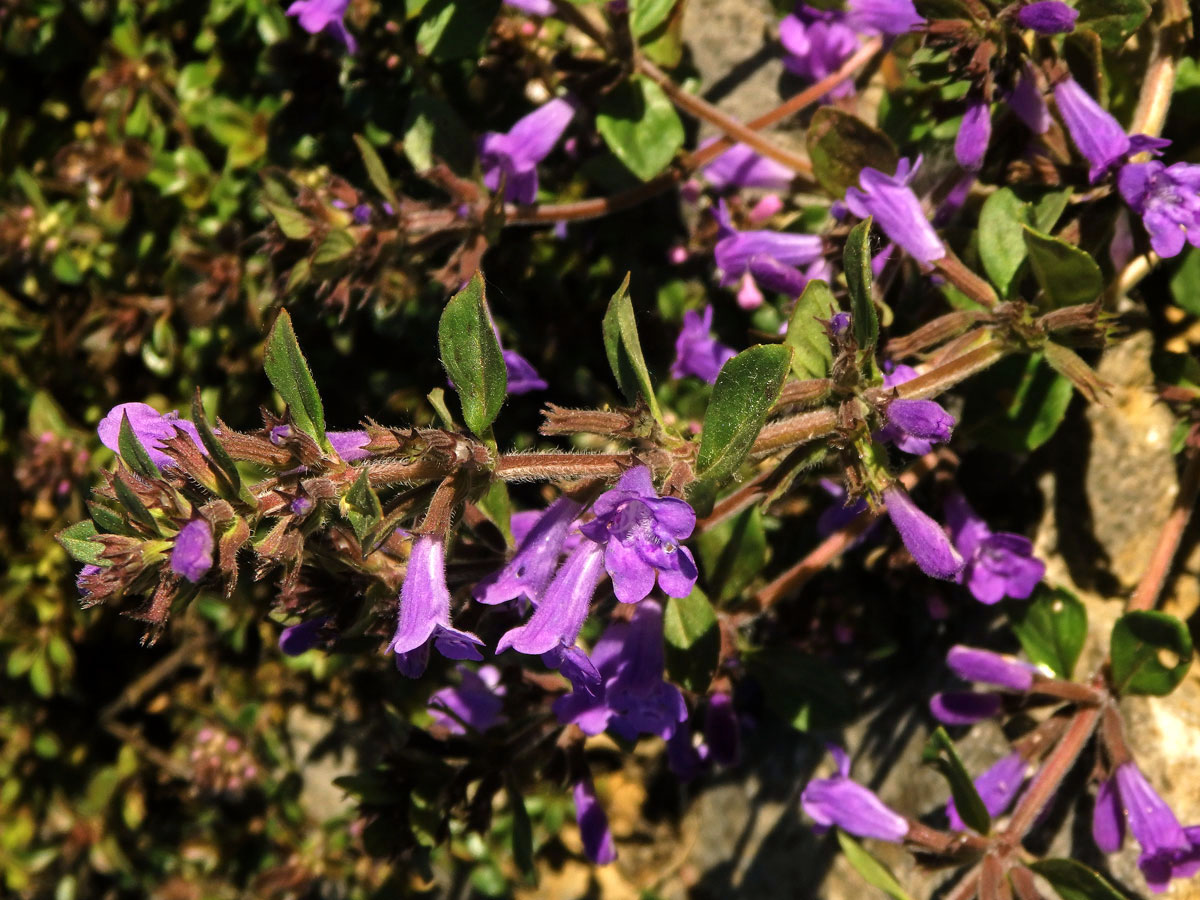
(475, 497, 583, 605)
(574, 778, 617, 864)
(286, 0, 356, 52)
(479, 98, 575, 204)
(327, 430, 371, 462)
(946, 645, 1037, 691)
(279, 616, 329, 656)
(801, 746, 909, 842)
(389, 535, 484, 678)
(929, 691, 1003, 725)
(579, 467, 699, 604)
(947, 752, 1028, 831)
(502, 349, 548, 394)
(77, 563, 102, 595)
(955, 100, 991, 172)
(171, 519, 214, 583)
(554, 598, 688, 740)
(713, 201, 825, 297)
(671, 306, 737, 384)
(1017, 1, 1078, 33)
(1118, 161, 1200, 259)
(701, 142, 796, 192)
(428, 665, 507, 734)
(1093, 762, 1200, 892)
(884, 487, 964, 580)
(505, 0, 556, 14)
(780, 8, 861, 99)
(98, 402, 205, 470)
(495, 541, 608, 688)
(1054, 79, 1169, 182)
(945, 493, 1045, 604)
(844, 0, 925, 35)
(1009, 64, 1050, 134)
(883, 399, 956, 452)
(844, 157, 946, 264)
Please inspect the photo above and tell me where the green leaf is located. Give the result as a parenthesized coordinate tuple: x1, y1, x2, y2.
(341, 468, 383, 545)
(1008, 585, 1086, 680)
(1169, 248, 1200, 317)
(978, 187, 1031, 297)
(56, 521, 109, 567)
(312, 229, 357, 268)
(844, 218, 877, 353)
(506, 781, 535, 878)
(262, 199, 312, 239)
(402, 93, 474, 174)
(746, 648, 854, 730)
(264, 310, 332, 453)
(663, 588, 719, 693)
(836, 832, 915, 900)
(1075, 0, 1150, 47)
(118, 413, 161, 480)
(113, 472, 161, 536)
(416, 0, 501, 61)
(602, 273, 663, 422)
(631, 0, 676, 36)
(696, 506, 768, 603)
(88, 500, 126, 535)
(1029, 859, 1130, 900)
(596, 76, 685, 181)
(693, 344, 791, 493)
(922, 727, 990, 835)
(785, 279, 838, 380)
(1022, 226, 1104, 309)
(191, 395, 253, 506)
(353, 134, 399, 211)
(807, 109, 899, 198)
(477, 480, 514, 545)
(1109, 610, 1193, 696)
(438, 271, 507, 437)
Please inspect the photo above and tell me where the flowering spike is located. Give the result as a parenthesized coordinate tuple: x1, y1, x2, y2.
(929, 691, 1003, 725)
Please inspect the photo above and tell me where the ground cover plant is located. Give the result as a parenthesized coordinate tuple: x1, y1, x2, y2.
(3, 0, 1200, 897)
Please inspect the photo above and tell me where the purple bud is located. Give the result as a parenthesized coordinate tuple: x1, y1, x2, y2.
(171, 519, 214, 583)
(883, 487, 964, 580)
(801, 746, 909, 842)
(946, 645, 1036, 691)
(574, 778, 617, 864)
(884, 399, 956, 443)
(279, 617, 329, 656)
(929, 691, 1003, 725)
(955, 100, 991, 172)
(1016, 1, 1078, 34)
(947, 752, 1027, 831)
(844, 0, 925, 35)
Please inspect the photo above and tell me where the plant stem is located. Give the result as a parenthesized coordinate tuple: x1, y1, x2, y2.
(1127, 444, 1200, 613)
(495, 452, 631, 481)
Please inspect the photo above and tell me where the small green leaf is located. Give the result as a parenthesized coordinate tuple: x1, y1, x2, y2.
(1168, 248, 1200, 317)
(1029, 859, 1130, 900)
(746, 648, 854, 731)
(631, 0, 676, 36)
(1008, 585, 1086, 680)
(602, 273, 662, 422)
(57, 521, 109, 567)
(88, 501, 126, 535)
(696, 506, 768, 603)
(923, 727, 990, 835)
(1075, 0, 1150, 47)
(342, 469, 383, 545)
(353, 135, 399, 211)
(506, 781, 535, 878)
(117, 413, 161, 479)
(978, 187, 1031, 297)
(1022, 226, 1104, 309)
(785, 279, 838, 380)
(438, 271, 507, 437)
(191, 395, 253, 506)
(1109, 610, 1193, 696)
(416, 0, 502, 61)
(596, 76, 685, 181)
(113, 472, 162, 536)
(836, 832, 915, 900)
(663, 588, 719, 693)
(262, 199, 312, 240)
(402, 93, 474, 174)
(312, 229, 356, 268)
(476, 480, 514, 546)
(807, 109, 899, 198)
(265, 311, 332, 452)
(844, 218, 877, 353)
(694, 344, 791, 490)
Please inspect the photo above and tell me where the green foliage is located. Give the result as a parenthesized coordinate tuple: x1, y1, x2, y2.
(1008, 586, 1086, 680)
(844, 218, 877, 354)
(1029, 859, 1131, 900)
(785, 280, 838, 380)
(265, 310, 333, 453)
(836, 832, 915, 900)
(922, 727, 990, 835)
(807, 110, 899, 198)
(1023, 226, 1104, 309)
(746, 649, 854, 730)
(663, 588, 720, 692)
(438, 272, 508, 438)
(1109, 611, 1194, 696)
(602, 274, 663, 422)
(596, 76, 685, 181)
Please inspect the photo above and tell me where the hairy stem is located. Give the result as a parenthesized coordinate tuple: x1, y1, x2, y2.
(495, 452, 632, 481)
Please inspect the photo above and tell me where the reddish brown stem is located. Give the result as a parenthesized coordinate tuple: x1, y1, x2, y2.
(495, 452, 631, 481)
(1126, 444, 1200, 613)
